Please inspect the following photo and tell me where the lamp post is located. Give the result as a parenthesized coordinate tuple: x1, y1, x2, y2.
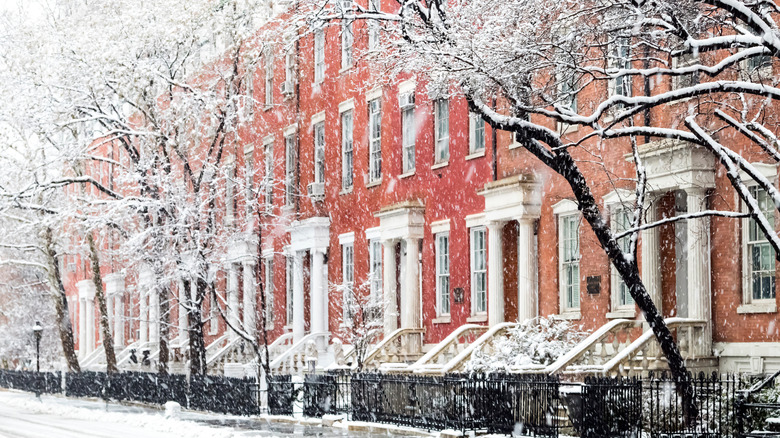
(33, 321, 42, 373)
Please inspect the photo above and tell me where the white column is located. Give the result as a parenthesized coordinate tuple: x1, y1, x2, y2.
(139, 289, 148, 344)
(78, 298, 87, 358)
(487, 221, 505, 327)
(686, 187, 712, 354)
(382, 240, 398, 337)
(310, 248, 326, 350)
(107, 275, 125, 348)
(227, 264, 240, 339)
(402, 237, 421, 353)
(292, 251, 305, 343)
(242, 261, 257, 339)
(517, 219, 537, 322)
(149, 286, 160, 344)
(177, 279, 189, 342)
(85, 299, 95, 355)
(641, 201, 662, 311)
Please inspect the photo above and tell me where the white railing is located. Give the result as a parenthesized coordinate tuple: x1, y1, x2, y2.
(362, 328, 426, 370)
(544, 319, 641, 375)
(409, 324, 488, 374)
(270, 332, 330, 375)
(425, 322, 517, 374)
(80, 346, 106, 370)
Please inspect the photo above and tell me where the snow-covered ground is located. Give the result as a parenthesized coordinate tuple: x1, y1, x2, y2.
(0, 389, 405, 438)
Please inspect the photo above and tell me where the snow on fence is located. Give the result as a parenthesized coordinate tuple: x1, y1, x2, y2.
(0, 369, 260, 416)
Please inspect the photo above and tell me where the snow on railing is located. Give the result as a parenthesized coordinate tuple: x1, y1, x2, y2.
(409, 324, 488, 374)
(544, 319, 639, 375)
(269, 332, 330, 375)
(362, 327, 426, 370)
(418, 322, 517, 375)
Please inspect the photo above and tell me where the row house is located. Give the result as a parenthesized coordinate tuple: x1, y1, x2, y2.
(64, 1, 779, 377)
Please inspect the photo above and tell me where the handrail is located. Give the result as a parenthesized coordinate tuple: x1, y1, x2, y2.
(430, 322, 517, 374)
(269, 332, 330, 370)
(81, 346, 105, 369)
(600, 318, 706, 375)
(545, 319, 638, 375)
(361, 327, 425, 367)
(742, 368, 780, 395)
(409, 324, 487, 372)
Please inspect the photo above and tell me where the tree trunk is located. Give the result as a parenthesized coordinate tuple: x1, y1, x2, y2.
(86, 233, 118, 374)
(43, 228, 80, 373)
(254, 219, 271, 379)
(187, 277, 208, 376)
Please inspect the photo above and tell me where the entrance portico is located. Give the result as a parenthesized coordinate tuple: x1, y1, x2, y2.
(479, 175, 541, 327)
(288, 217, 330, 346)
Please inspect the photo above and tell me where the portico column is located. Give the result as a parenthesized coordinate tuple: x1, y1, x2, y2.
(292, 251, 305, 343)
(641, 200, 662, 311)
(149, 286, 159, 344)
(78, 298, 87, 358)
(517, 219, 537, 322)
(107, 275, 125, 348)
(85, 297, 95, 355)
(686, 187, 712, 353)
(139, 268, 151, 344)
(310, 248, 326, 350)
(402, 237, 421, 353)
(242, 260, 257, 339)
(382, 240, 398, 337)
(227, 264, 240, 339)
(487, 221, 505, 327)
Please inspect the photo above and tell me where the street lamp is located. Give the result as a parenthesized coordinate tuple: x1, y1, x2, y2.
(32, 321, 42, 373)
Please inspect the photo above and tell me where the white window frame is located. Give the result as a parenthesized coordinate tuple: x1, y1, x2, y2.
(284, 130, 297, 206)
(367, 0, 380, 51)
(209, 293, 219, 335)
(314, 28, 325, 83)
(609, 36, 632, 99)
(285, 253, 293, 326)
(671, 53, 700, 91)
(341, 240, 355, 326)
(434, 98, 449, 165)
(264, 48, 274, 108)
(435, 231, 451, 318)
(341, 20, 353, 70)
(341, 109, 354, 190)
(283, 51, 295, 97)
(604, 189, 636, 318)
(470, 226, 487, 316)
(368, 237, 382, 307)
(468, 111, 485, 155)
(224, 160, 235, 227)
(244, 145, 254, 219)
(400, 90, 416, 174)
(313, 120, 325, 185)
(738, 163, 778, 314)
(243, 66, 254, 120)
(554, 199, 581, 319)
(263, 137, 274, 213)
(368, 97, 382, 183)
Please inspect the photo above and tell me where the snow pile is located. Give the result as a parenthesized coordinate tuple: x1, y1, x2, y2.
(0, 391, 238, 438)
(465, 317, 588, 372)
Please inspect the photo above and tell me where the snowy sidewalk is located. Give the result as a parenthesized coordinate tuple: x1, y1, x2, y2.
(0, 389, 418, 437)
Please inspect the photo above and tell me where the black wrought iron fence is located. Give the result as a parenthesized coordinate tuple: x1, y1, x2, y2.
(646, 371, 738, 438)
(578, 376, 642, 438)
(303, 371, 350, 417)
(0, 370, 61, 395)
(735, 369, 780, 437)
(267, 374, 295, 416)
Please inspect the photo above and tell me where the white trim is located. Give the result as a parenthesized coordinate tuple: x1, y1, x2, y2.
(738, 162, 778, 182)
(398, 79, 416, 95)
(262, 248, 274, 258)
(283, 123, 298, 137)
(366, 86, 382, 102)
(465, 213, 486, 229)
(740, 168, 778, 310)
(338, 231, 355, 245)
(465, 150, 485, 160)
(430, 219, 451, 235)
(263, 134, 275, 146)
(737, 302, 777, 314)
(311, 111, 326, 125)
(365, 226, 381, 241)
(552, 199, 579, 215)
(243, 142, 255, 156)
(602, 189, 635, 207)
(338, 98, 355, 114)
(557, 212, 581, 315)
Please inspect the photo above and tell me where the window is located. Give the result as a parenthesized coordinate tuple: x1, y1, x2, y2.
(244, 68, 254, 120)
(368, 0, 380, 51)
(341, 20, 353, 70)
(244, 148, 254, 218)
(559, 215, 581, 312)
(264, 257, 274, 328)
(369, 239, 382, 306)
(468, 112, 485, 154)
(436, 233, 450, 316)
(611, 207, 634, 309)
(470, 227, 487, 315)
(284, 133, 296, 206)
(368, 98, 382, 182)
(611, 37, 632, 98)
(314, 28, 325, 83)
(341, 110, 354, 190)
(263, 141, 273, 212)
(283, 52, 295, 96)
(225, 163, 235, 227)
(286, 256, 293, 325)
(400, 92, 415, 173)
(209, 294, 218, 335)
(672, 53, 700, 90)
(745, 185, 776, 302)
(264, 49, 274, 107)
(434, 99, 449, 163)
(342, 243, 354, 325)
(559, 71, 578, 112)
(314, 122, 325, 185)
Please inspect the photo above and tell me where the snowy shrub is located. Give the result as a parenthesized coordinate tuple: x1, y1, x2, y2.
(465, 316, 588, 373)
